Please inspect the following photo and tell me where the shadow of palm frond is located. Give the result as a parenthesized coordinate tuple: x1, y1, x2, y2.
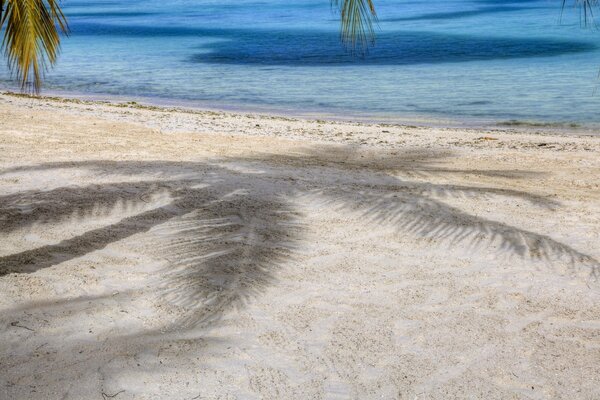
(0, 181, 174, 235)
(0, 147, 597, 332)
(0, 182, 179, 274)
(151, 192, 302, 329)
(304, 188, 598, 279)
(0, 161, 304, 329)
(235, 146, 559, 208)
(235, 147, 595, 278)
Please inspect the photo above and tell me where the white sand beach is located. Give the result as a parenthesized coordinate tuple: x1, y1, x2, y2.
(1, 93, 600, 399)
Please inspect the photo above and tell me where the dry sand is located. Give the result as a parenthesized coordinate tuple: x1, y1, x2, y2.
(1, 92, 599, 399)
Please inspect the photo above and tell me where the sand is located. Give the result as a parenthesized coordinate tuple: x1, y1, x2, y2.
(1, 92, 599, 400)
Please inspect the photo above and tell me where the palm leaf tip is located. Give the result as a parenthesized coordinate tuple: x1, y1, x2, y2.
(563, 0, 600, 25)
(1, 0, 69, 93)
(332, 0, 378, 52)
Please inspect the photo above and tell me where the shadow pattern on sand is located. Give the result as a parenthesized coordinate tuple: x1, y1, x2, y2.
(1, 147, 598, 327)
(1, 146, 599, 398)
(1, 171, 303, 329)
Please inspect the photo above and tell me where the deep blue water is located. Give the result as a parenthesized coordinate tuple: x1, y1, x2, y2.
(2, 0, 600, 124)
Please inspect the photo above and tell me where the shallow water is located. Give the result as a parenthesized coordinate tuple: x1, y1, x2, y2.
(2, 0, 600, 124)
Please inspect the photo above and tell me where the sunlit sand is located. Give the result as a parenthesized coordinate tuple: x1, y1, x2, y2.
(1, 93, 599, 399)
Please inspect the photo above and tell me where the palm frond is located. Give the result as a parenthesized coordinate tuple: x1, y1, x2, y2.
(332, 0, 377, 52)
(562, 0, 599, 25)
(1, 0, 68, 92)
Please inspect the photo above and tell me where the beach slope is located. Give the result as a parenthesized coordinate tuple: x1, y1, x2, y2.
(1, 93, 599, 399)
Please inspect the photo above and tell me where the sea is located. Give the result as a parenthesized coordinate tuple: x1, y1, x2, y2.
(2, 0, 600, 126)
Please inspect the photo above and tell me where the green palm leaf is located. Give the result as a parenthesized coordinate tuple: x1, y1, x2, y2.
(333, 0, 378, 51)
(1, 0, 68, 92)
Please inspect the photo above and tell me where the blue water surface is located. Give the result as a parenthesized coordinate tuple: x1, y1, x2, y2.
(2, 0, 600, 124)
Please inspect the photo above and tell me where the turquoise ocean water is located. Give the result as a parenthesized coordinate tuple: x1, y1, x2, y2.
(2, 0, 600, 125)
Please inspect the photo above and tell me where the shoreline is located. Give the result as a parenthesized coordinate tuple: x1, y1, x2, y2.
(4, 89, 599, 137)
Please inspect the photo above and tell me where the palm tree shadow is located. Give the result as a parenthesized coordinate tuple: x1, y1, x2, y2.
(1, 146, 599, 398)
(251, 146, 599, 279)
(1, 163, 304, 329)
(0, 147, 598, 332)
